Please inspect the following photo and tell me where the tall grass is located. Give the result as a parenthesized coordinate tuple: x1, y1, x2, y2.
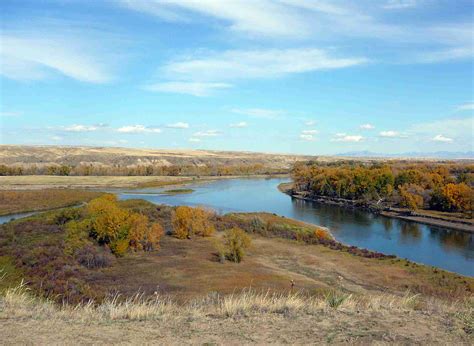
(1, 280, 469, 324)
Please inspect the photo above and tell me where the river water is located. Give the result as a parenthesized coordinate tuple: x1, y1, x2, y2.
(117, 177, 474, 276)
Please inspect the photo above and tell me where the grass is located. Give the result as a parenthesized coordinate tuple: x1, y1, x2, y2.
(160, 188, 195, 195)
(0, 189, 103, 215)
(0, 279, 468, 322)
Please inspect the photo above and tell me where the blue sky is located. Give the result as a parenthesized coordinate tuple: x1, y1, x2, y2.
(0, 0, 473, 155)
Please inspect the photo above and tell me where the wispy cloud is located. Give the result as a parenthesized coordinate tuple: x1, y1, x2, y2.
(166, 122, 189, 129)
(230, 122, 248, 128)
(360, 123, 375, 130)
(161, 48, 367, 83)
(117, 125, 161, 133)
(409, 117, 473, 139)
(63, 124, 99, 132)
(188, 137, 201, 143)
(379, 130, 399, 137)
(382, 0, 420, 10)
(0, 32, 115, 83)
(232, 108, 284, 119)
(413, 47, 473, 64)
(0, 111, 22, 117)
(299, 129, 318, 141)
(304, 120, 317, 126)
(331, 133, 364, 142)
(144, 82, 231, 96)
(456, 102, 474, 112)
(300, 134, 315, 141)
(193, 130, 221, 137)
(432, 134, 453, 143)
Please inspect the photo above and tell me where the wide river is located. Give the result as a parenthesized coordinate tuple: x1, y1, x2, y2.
(116, 177, 473, 277)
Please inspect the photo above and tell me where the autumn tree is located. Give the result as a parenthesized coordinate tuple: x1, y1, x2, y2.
(171, 206, 215, 239)
(222, 227, 252, 263)
(430, 183, 473, 213)
(398, 184, 424, 212)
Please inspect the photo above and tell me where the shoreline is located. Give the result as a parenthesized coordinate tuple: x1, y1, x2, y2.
(0, 173, 289, 191)
(278, 182, 474, 234)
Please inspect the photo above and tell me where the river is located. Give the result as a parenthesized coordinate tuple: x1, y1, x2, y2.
(117, 177, 473, 276)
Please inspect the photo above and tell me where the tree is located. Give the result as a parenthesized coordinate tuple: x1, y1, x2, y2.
(399, 184, 424, 212)
(222, 227, 252, 263)
(171, 206, 215, 239)
(430, 183, 472, 213)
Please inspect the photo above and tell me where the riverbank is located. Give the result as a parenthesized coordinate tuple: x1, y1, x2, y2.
(278, 182, 474, 233)
(0, 174, 288, 191)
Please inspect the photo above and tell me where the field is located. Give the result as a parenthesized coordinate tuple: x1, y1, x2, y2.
(0, 175, 193, 190)
(0, 189, 103, 215)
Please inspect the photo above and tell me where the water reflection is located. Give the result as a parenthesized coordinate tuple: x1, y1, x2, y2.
(399, 222, 422, 245)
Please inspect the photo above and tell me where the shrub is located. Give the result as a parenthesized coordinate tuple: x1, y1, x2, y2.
(171, 206, 215, 239)
(325, 291, 351, 309)
(75, 244, 114, 268)
(223, 227, 252, 263)
(54, 207, 82, 225)
(142, 223, 164, 251)
(64, 219, 93, 256)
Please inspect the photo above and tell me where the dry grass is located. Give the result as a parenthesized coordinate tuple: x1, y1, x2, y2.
(0, 189, 103, 215)
(0, 175, 190, 190)
(1, 279, 472, 344)
(0, 280, 468, 322)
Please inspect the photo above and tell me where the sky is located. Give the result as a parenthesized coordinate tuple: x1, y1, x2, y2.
(0, 0, 473, 155)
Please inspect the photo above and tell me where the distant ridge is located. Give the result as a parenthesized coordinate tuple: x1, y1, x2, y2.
(336, 151, 474, 159)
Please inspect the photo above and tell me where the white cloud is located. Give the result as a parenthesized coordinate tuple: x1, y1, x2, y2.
(379, 130, 400, 137)
(301, 129, 318, 135)
(50, 136, 62, 141)
(166, 122, 189, 129)
(63, 124, 98, 132)
(232, 108, 284, 119)
(193, 130, 221, 137)
(230, 122, 248, 128)
(0, 33, 113, 83)
(304, 120, 316, 126)
(300, 134, 315, 141)
(360, 123, 375, 130)
(188, 137, 201, 142)
(456, 103, 474, 112)
(144, 82, 231, 97)
(332, 133, 364, 142)
(117, 125, 161, 134)
(432, 134, 453, 143)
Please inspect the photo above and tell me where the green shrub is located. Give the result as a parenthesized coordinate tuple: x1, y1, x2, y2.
(223, 227, 252, 263)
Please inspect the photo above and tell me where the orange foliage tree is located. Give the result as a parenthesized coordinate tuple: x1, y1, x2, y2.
(171, 206, 215, 239)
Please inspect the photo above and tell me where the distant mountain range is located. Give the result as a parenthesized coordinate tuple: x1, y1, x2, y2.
(336, 151, 474, 159)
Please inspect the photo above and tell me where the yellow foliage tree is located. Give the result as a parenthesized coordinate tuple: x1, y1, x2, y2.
(171, 206, 215, 239)
(399, 184, 424, 212)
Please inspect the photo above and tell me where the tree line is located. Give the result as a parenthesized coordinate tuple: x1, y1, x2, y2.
(291, 161, 473, 214)
(0, 163, 286, 176)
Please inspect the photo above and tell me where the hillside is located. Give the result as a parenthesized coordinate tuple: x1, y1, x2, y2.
(0, 145, 319, 169)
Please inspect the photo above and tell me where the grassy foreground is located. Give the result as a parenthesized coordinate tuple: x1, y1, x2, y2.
(0, 280, 472, 344)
